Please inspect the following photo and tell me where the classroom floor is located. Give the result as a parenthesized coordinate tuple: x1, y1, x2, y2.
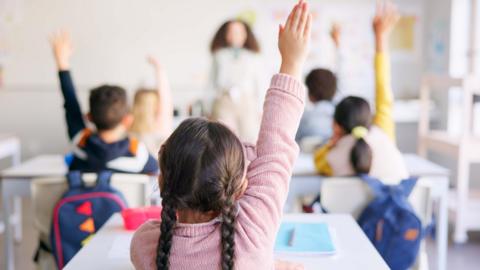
(0, 198, 479, 270)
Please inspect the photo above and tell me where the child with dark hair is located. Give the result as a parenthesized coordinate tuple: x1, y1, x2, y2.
(50, 31, 158, 174)
(296, 24, 343, 148)
(130, 1, 311, 269)
(314, 1, 408, 183)
(296, 68, 337, 146)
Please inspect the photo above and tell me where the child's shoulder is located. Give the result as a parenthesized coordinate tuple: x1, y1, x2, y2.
(131, 220, 161, 250)
(135, 219, 161, 237)
(131, 220, 161, 269)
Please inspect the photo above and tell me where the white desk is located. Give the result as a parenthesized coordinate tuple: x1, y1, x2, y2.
(0, 135, 21, 248)
(1, 155, 67, 270)
(0, 134, 20, 165)
(64, 213, 388, 270)
(290, 152, 450, 270)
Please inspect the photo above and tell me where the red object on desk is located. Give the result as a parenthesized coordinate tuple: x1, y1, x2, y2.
(121, 206, 162, 230)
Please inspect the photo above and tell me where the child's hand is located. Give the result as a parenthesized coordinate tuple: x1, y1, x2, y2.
(275, 260, 304, 270)
(50, 30, 73, 71)
(373, 0, 400, 52)
(330, 23, 341, 49)
(279, 0, 312, 79)
(147, 55, 163, 71)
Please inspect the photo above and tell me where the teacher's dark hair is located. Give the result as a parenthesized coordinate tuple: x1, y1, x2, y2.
(210, 19, 260, 53)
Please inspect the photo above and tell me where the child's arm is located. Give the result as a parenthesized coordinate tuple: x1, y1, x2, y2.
(371, 1, 400, 142)
(238, 0, 311, 241)
(147, 56, 173, 139)
(331, 23, 345, 100)
(50, 31, 86, 140)
(313, 142, 333, 175)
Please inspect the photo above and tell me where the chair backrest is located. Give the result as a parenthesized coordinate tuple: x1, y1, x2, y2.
(320, 177, 432, 224)
(31, 173, 153, 238)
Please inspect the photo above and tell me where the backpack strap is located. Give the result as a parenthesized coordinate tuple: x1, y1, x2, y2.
(398, 177, 418, 197)
(359, 174, 386, 197)
(66, 171, 84, 188)
(96, 170, 113, 188)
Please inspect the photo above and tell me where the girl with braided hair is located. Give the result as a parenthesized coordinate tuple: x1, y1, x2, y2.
(131, 1, 311, 269)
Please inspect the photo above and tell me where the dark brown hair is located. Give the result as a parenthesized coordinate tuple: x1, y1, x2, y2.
(89, 85, 129, 131)
(305, 68, 337, 102)
(334, 96, 372, 174)
(210, 20, 260, 53)
(156, 118, 246, 270)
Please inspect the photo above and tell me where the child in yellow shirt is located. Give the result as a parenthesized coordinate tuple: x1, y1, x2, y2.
(314, 1, 408, 183)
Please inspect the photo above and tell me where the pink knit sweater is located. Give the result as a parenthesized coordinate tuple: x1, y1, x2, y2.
(130, 74, 305, 270)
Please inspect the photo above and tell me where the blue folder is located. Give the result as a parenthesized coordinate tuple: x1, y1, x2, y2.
(274, 222, 335, 254)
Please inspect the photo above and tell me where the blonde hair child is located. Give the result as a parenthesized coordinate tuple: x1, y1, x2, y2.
(130, 56, 173, 155)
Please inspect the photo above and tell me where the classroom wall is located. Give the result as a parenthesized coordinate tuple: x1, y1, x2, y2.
(0, 0, 425, 159)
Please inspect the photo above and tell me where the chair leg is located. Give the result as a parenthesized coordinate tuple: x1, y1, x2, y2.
(453, 152, 469, 243)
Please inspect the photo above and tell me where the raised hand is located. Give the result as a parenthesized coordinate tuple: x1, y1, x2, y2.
(50, 30, 73, 70)
(147, 55, 163, 71)
(373, 0, 400, 52)
(330, 23, 341, 49)
(278, 0, 312, 79)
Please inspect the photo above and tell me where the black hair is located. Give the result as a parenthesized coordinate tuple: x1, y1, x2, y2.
(305, 68, 337, 102)
(334, 96, 373, 174)
(156, 118, 245, 270)
(89, 85, 129, 131)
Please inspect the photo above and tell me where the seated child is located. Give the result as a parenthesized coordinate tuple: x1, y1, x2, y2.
(295, 68, 337, 145)
(130, 56, 173, 155)
(296, 24, 343, 149)
(50, 31, 158, 174)
(314, 1, 408, 183)
(130, 1, 311, 269)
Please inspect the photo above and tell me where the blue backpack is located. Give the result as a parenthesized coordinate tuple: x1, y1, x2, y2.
(50, 171, 128, 269)
(357, 175, 423, 270)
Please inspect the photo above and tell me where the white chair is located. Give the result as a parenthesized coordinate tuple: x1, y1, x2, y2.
(320, 177, 432, 270)
(31, 173, 153, 270)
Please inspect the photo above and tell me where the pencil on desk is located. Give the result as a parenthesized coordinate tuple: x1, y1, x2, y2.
(288, 227, 296, 247)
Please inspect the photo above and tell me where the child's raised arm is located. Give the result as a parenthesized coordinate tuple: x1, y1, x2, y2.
(372, 1, 399, 141)
(238, 0, 311, 241)
(50, 31, 86, 140)
(147, 56, 173, 139)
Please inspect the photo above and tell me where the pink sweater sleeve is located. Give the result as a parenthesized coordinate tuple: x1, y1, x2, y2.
(238, 73, 305, 245)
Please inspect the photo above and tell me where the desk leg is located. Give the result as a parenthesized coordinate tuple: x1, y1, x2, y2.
(12, 144, 22, 243)
(437, 177, 448, 270)
(2, 180, 14, 270)
(13, 197, 22, 243)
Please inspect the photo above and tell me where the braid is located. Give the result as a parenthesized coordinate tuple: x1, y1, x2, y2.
(156, 197, 177, 270)
(221, 197, 236, 270)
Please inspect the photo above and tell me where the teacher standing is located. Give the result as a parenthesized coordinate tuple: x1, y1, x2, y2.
(208, 19, 264, 143)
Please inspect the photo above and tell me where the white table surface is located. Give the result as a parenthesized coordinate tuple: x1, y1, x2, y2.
(0, 134, 21, 162)
(0, 154, 66, 178)
(293, 152, 449, 177)
(64, 213, 388, 270)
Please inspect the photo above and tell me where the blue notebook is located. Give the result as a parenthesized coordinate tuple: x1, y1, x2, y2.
(274, 222, 335, 255)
